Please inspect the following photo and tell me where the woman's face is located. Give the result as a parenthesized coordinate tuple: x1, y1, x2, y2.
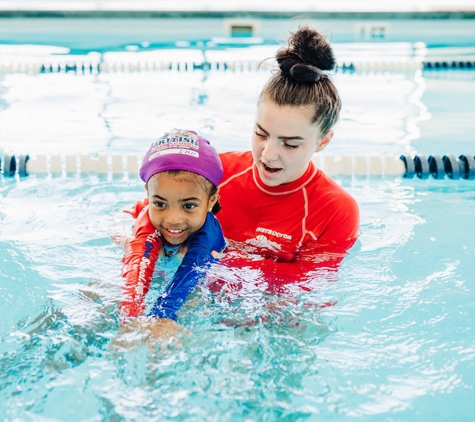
(252, 97, 333, 186)
(146, 172, 217, 246)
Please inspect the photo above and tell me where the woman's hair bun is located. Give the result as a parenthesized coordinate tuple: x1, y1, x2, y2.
(276, 25, 336, 83)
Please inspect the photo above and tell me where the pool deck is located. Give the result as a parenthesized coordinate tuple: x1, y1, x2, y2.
(0, 0, 475, 16)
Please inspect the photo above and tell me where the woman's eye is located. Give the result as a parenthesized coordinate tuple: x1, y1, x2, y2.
(254, 131, 267, 138)
(153, 201, 166, 208)
(284, 143, 299, 149)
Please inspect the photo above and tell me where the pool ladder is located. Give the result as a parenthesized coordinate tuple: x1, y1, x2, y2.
(1, 154, 474, 180)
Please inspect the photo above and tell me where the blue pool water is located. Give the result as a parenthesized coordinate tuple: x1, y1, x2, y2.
(1, 22, 475, 421)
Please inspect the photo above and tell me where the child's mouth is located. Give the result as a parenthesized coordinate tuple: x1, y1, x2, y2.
(164, 228, 185, 239)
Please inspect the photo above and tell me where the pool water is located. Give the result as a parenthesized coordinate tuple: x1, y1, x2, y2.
(1, 39, 475, 420)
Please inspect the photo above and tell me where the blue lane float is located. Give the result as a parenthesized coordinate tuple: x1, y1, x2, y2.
(428, 155, 445, 179)
(443, 155, 461, 180)
(459, 154, 475, 180)
(401, 154, 475, 180)
(2, 155, 17, 177)
(414, 155, 430, 179)
(423, 61, 475, 70)
(18, 155, 30, 177)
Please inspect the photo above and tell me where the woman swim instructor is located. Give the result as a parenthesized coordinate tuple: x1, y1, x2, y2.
(216, 25, 359, 281)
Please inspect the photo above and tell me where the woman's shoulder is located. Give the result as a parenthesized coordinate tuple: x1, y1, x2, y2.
(309, 170, 359, 212)
(219, 150, 253, 165)
(219, 150, 254, 175)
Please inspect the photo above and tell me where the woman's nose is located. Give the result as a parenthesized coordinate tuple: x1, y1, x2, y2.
(262, 139, 279, 161)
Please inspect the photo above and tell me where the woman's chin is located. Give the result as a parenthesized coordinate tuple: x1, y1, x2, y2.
(258, 166, 284, 186)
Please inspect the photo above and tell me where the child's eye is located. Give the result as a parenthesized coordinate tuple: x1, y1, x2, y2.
(153, 201, 166, 208)
(183, 203, 197, 210)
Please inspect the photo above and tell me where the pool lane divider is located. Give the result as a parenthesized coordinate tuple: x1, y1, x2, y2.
(1, 59, 475, 75)
(1, 154, 474, 180)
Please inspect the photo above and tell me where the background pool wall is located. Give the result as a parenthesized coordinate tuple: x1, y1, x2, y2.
(1, 11, 475, 53)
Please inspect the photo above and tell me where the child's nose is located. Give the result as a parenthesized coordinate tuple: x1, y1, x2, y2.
(163, 210, 184, 225)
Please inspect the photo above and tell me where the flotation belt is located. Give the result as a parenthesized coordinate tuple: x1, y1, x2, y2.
(119, 206, 161, 317)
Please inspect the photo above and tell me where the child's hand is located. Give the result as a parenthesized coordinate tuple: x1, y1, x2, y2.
(146, 318, 186, 341)
(110, 317, 188, 351)
(111, 234, 134, 249)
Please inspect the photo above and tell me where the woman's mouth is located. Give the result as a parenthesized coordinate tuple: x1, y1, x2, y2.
(262, 162, 282, 173)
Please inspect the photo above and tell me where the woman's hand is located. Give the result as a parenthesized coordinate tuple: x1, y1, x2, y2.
(211, 250, 225, 259)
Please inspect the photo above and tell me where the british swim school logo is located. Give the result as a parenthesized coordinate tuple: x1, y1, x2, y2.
(149, 130, 200, 160)
(151, 130, 199, 150)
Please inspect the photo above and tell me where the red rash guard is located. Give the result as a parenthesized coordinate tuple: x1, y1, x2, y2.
(216, 151, 359, 284)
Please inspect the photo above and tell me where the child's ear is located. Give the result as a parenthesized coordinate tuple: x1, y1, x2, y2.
(144, 184, 149, 195)
(208, 188, 219, 211)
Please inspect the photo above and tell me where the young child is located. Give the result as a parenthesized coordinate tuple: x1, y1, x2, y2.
(120, 129, 226, 322)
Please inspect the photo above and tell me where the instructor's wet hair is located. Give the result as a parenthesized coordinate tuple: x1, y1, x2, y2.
(260, 25, 342, 136)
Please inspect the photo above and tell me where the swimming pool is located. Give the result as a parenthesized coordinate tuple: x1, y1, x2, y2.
(1, 16, 475, 421)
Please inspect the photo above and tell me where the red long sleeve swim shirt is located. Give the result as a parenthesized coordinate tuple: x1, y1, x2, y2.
(216, 151, 359, 281)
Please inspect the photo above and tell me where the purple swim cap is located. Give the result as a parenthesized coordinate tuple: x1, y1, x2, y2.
(139, 129, 223, 187)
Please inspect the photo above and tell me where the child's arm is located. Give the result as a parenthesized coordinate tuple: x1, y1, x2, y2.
(148, 212, 226, 321)
(119, 206, 162, 317)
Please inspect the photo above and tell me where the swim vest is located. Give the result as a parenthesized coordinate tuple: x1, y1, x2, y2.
(119, 204, 226, 321)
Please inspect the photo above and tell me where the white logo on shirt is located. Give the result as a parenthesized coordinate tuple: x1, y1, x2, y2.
(246, 235, 281, 252)
(256, 227, 292, 240)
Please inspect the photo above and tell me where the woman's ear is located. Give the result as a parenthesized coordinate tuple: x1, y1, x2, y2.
(315, 130, 334, 152)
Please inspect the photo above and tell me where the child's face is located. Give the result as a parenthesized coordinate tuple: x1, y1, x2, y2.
(146, 172, 218, 246)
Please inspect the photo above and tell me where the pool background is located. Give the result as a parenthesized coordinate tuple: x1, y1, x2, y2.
(1, 11, 475, 422)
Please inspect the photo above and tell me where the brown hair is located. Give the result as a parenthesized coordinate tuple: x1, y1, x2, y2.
(261, 25, 341, 136)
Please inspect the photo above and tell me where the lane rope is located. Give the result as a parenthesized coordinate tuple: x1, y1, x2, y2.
(1, 153, 474, 180)
(1, 59, 475, 74)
